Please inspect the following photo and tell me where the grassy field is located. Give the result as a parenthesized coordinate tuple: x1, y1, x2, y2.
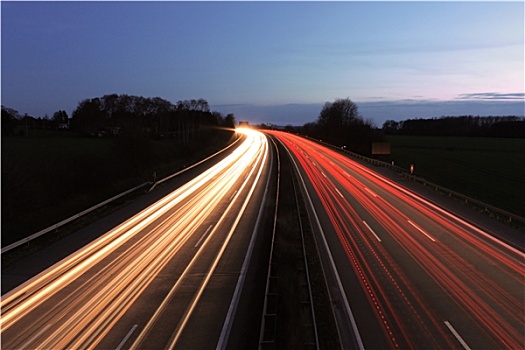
(2, 130, 235, 245)
(386, 135, 525, 218)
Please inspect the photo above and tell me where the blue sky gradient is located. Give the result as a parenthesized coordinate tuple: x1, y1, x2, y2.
(2, 1, 524, 125)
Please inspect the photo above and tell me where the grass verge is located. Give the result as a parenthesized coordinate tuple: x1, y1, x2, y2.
(387, 135, 525, 217)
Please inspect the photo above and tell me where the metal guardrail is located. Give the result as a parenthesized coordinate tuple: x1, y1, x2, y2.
(305, 136, 525, 227)
(2, 136, 243, 254)
(1, 182, 151, 254)
(398, 172, 525, 226)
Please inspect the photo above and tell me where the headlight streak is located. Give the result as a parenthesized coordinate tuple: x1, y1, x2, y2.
(268, 130, 524, 349)
(1, 129, 268, 349)
(81, 132, 269, 350)
(128, 130, 268, 349)
(2, 146, 244, 321)
(166, 132, 268, 350)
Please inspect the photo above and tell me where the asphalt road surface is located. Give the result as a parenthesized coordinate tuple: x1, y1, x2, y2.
(1, 128, 274, 349)
(3, 129, 523, 350)
(268, 130, 524, 350)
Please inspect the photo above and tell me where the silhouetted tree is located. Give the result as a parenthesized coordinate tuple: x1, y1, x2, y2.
(284, 124, 298, 133)
(488, 120, 525, 138)
(70, 98, 105, 135)
(307, 98, 382, 155)
(317, 98, 361, 131)
(382, 120, 400, 135)
(223, 113, 236, 129)
(212, 112, 225, 126)
(1, 106, 20, 136)
(52, 110, 69, 125)
(391, 115, 525, 137)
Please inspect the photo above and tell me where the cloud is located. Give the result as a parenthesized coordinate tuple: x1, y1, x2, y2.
(456, 92, 525, 100)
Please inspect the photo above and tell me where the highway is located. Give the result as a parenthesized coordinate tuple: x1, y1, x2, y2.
(1, 128, 273, 349)
(267, 130, 525, 350)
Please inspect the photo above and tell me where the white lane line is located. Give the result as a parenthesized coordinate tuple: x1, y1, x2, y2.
(115, 324, 138, 350)
(217, 146, 273, 349)
(408, 220, 436, 242)
(335, 188, 344, 198)
(321, 171, 327, 178)
(18, 324, 51, 349)
(364, 187, 378, 197)
(195, 224, 214, 248)
(229, 189, 238, 201)
(444, 321, 471, 350)
(363, 221, 381, 242)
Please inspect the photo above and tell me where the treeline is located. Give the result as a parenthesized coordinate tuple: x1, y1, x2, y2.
(299, 98, 384, 155)
(382, 116, 525, 138)
(1, 107, 70, 136)
(2, 94, 237, 144)
(70, 94, 235, 145)
(2, 95, 237, 242)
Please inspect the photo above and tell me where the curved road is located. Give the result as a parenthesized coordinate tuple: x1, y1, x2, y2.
(1, 128, 273, 349)
(268, 130, 524, 350)
(3, 129, 523, 350)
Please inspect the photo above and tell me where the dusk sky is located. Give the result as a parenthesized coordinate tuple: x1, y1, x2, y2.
(2, 1, 524, 126)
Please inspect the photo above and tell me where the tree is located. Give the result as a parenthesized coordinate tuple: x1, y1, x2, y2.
(301, 98, 383, 155)
(212, 112, 225, 126)
(223, 113, 236, 129)
(70, 98, 105, 135)
(2, 106, 20, 136)
(382, 120, 399, 134)
(317, 98, 361, 130)
(52, 110, 69, 125)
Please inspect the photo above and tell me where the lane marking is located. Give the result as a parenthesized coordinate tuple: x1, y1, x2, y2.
(229, 189, 238, 201)
(218, 142, 274, 349)
(444, 321, 471, 350)
(321, 171, 327, 178)
(169, 136, 270, 349)
(364, 187, 378, 198)
(363, 221, 381, 242)
(335, 188, 344, 198)
(408, 220, 436, 242)
(115, 324, 138, 350)
(195, 224, 214, 248)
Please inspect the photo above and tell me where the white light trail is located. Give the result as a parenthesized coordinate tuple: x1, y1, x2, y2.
(1, 129, 269, 350)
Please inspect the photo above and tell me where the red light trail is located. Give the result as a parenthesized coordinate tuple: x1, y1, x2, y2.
(268, 130, 524, 349)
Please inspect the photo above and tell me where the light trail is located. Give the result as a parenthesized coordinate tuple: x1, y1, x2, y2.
(268, 130, 524, 349)
(1, 128, 269, 349)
